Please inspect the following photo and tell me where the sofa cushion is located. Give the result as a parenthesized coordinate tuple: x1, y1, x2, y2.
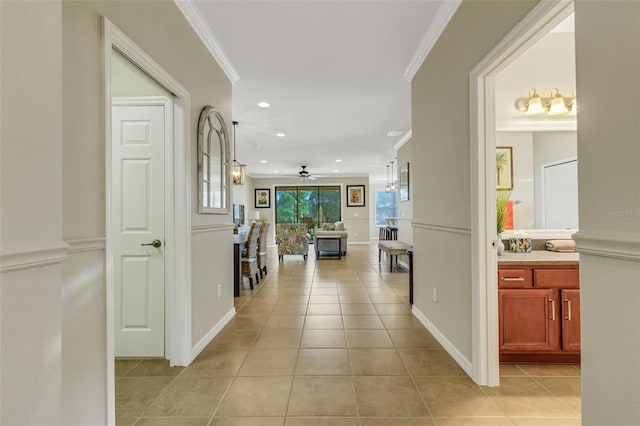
(334, 221, 345, 231)
(322, 223, 335, 231)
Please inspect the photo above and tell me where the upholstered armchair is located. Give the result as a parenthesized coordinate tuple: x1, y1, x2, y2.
(314, 221, 348, 255)
(276, 223, 309, 261)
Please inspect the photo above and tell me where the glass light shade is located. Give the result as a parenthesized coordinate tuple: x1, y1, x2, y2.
(232, 161, 246, 185)
(526, 95, 545, 115)
(570, 98, 577, 115)
(548, 93, 568, 115)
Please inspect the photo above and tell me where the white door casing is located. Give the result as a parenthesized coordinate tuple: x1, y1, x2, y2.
(112, 98, 171, 357)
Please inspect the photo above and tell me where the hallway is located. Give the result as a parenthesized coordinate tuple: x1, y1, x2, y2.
(116, 243, 581, 426)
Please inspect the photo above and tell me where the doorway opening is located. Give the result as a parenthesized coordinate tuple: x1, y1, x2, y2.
(469, 1, 575, 386)
(104, 18, 192, 424)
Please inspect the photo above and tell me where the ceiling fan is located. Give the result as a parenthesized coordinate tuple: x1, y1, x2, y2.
(283, 165, 325, 181)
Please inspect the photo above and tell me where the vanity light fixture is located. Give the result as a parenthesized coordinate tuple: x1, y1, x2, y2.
(548, 88, 569, 115)
(514, 88, 576, 116)
(231, 121, 246, 185)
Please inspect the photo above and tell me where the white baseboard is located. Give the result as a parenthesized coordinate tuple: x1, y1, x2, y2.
(412, 305, 474, 378)
(190, 307, 236, 362)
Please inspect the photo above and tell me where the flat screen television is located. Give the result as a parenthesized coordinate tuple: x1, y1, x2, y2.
(233, 204, 245, 226)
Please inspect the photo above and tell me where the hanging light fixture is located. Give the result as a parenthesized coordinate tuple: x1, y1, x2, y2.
(385, 164, 391, 192)
(231, 121, 246, 185)
(389, 161, 398, 192)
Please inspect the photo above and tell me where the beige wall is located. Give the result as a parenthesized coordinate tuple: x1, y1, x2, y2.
(250, 176, 370, 245)
(1, 1, 64, 424)
(411, 0, 537, 362)
(396, 139, 413, 245)
(2, 1, 236, 424)
(574, 1, 640, 424)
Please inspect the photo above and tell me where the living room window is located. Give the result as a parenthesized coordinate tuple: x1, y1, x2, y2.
(275, 186, 341, 230)
(375, 190, 398, 226)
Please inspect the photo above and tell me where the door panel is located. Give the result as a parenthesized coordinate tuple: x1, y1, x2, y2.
(113, 102, 167, 357)
(499, 289, 559, 352)
(562, 289, 581, 352)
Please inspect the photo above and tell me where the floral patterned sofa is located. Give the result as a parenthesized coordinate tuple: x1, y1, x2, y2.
(276, 223, 310, 261)
(314, 221, 348, 255)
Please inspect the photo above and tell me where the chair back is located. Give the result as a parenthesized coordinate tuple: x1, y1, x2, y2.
(258, 221, 270, 252)
(246, 222, 262, 259)
(276, 223, 309, 256)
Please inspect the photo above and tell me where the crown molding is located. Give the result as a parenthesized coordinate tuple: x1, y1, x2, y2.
(175, 0, 239, 84)
(393, 129, 412, 151)
(403, 0, 462, 82)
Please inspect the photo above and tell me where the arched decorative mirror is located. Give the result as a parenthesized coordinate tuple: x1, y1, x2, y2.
(197, 106, 230, 214)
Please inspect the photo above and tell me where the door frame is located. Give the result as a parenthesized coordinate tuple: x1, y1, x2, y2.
(469, 0, 574, 386)
(104, 18, 192, 424)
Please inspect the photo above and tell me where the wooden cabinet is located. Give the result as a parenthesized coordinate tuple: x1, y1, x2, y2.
(498, 264, 580, 363)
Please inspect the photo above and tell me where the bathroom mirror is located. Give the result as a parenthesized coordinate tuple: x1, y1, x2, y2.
(197, 106, 230, 214)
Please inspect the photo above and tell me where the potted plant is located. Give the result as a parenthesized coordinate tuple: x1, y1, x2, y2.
(496, 190, 511, 255)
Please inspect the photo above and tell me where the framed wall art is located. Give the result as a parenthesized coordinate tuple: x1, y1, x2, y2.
(346, 185, 366, 207)
(399, 162, 410, 201)
(254, 188, 271, 208)
(496, 146, 513, 190)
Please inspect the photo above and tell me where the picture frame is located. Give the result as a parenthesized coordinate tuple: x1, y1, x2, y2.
(400, 162, 410, 201)
(346, 185, 366, 207)
(254, 188, 271, 208)
(496, 146, 513, 190)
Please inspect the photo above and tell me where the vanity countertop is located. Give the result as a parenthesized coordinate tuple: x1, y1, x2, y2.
(498, 250, 579, 266)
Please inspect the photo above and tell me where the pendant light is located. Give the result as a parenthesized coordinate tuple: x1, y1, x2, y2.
(231, 121, 246, 185)
(390, 161, 397, 192)
(385, 164, 391, 192)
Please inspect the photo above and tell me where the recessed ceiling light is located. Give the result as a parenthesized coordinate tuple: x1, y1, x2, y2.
(258, 101, 270, 108)
(333, 170, 339, 173)
(276, 132, 286, 137)
(260, 160, 267, 163)
(273, 170, 279, 173)
(336, 159, 343, 162)
(387, 130, 404, 137)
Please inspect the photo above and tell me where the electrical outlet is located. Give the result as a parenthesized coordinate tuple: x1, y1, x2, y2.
(217, 284, 222, 299)
(432, 288, 438, 303)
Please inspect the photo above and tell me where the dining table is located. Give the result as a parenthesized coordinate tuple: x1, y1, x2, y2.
(233, 233, 248, 297)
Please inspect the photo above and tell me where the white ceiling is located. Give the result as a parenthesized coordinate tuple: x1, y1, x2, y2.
(191, 0, 450, 182)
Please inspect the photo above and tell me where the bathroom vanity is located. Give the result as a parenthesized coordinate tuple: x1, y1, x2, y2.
(498, 251, 580, 363)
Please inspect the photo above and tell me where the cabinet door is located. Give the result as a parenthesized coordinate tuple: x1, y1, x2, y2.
(561, 289, 581, 352)
(499, 289, 559, 352)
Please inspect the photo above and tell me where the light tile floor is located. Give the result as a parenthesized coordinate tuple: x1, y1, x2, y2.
(116, 243, 581, 426)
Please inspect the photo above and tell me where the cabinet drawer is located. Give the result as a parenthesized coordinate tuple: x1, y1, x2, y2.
(534, 269, 579, 288)
(498, 268, 532, 288)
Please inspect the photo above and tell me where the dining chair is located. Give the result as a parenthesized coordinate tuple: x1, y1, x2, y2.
(241, 221, 262, 289)
(257, 221, 270, 279)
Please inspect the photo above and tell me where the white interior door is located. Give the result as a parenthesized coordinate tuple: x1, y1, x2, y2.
(542, 159, 579, 229)
(112, 99, 168, 357)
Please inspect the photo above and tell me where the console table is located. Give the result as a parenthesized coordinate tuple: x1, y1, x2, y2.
(378, 240, 412, 272)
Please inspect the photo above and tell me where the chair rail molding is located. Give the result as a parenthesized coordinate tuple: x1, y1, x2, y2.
(573, 230, 640, 262)
(0, 241, 69, 272)
(412, 221, 472, 236)
(65, 237, 106, 254)
(191, 223, 235, 234)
